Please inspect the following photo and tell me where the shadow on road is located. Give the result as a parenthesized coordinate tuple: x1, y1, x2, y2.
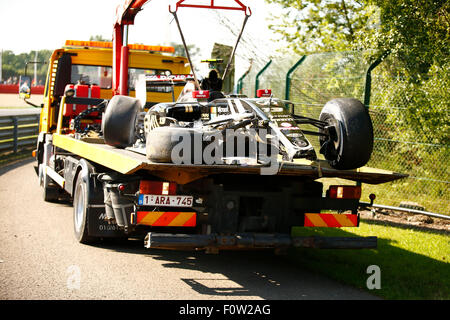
(0, 157, 34, 177)
(91, 237, 380, 300)
(90, 223, 449, 300)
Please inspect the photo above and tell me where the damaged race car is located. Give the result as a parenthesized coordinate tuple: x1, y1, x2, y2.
(102, 73, 373, 171)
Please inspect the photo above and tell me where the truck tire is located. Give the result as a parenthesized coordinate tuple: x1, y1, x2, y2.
(40, 164, 59, 202)
(73, 173, 96, 244)
(319, 98, 373, 170)
(102, 95, 142, 148)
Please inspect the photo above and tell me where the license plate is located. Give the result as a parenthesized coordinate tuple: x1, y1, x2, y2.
(138, 194, 193, 207)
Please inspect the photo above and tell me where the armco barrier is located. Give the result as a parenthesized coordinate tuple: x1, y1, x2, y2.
(0, 114, 40, 154)
(0, 85, 45, 94)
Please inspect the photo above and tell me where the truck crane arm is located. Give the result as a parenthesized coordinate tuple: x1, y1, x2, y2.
(112, 0, 251, 96)
(113, 0, 151, 96)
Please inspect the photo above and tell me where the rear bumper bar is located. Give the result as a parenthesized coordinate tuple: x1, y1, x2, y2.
(144, 233, 377, 250)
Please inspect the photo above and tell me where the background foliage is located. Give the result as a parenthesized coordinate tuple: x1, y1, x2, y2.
(1, 35, 201, 86)
(250, 0, 450, 214)
(1, 50, 51, 85)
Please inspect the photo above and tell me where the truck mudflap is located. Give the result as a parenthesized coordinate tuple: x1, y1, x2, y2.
(144, 233, 377, 250)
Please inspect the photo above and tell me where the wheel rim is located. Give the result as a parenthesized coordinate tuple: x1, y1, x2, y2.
(319, 115, 341, 161)
(74, 182, 85, 232)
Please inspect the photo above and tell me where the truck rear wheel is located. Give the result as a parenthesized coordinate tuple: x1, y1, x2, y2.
(319, 98, 373, 170)
(73, 173, 96, 244)
(40, 164, 59, 202)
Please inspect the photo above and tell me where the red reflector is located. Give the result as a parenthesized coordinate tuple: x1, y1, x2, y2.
(192, 90, 209, 99)
(139, 181, 177, 195)
(136, 211, 196, 227)
(328, 185, 361, 199)
(257, 89, 272, 98)
(304, 213, 358, 227)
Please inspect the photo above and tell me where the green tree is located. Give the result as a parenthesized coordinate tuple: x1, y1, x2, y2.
(362, 0, 449, 78)
(266, 0, 449, 75)
(360, 1, 450, 145)
(266, 0, 376, 53)
(1, 50, 51, 85)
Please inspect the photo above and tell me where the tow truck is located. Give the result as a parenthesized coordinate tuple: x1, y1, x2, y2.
(27, 0, 406, 253)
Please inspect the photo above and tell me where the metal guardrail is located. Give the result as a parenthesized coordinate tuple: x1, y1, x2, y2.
(360, 202, 450, 220)
(0, 114, 39, 154)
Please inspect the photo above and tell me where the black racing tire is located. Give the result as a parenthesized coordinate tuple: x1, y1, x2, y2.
(146, 126, 198, 163)
(319, 98, 373, 170)
(146, 126, 225, 164)
(102, 95, 142, 148)
(73, 173, 96, 244)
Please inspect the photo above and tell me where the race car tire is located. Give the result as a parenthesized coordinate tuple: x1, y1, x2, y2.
(103, 95, 141, 148)
(146, 126, 200, 163)
(319, 98, 373, 170)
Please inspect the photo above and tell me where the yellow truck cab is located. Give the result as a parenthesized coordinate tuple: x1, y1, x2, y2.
(40, 40, 189, 134)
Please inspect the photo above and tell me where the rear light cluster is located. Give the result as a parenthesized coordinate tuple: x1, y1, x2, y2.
(328, 185, 361, 199)
(139, 181, 177, 195)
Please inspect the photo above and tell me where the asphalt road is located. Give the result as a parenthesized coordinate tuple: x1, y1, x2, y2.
(0, 159, 378, 300)
(0, 93, 43, 111)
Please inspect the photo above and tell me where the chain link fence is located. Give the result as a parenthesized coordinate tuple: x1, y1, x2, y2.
(366, 54, 449, 215)
(239, 51, 449, 215)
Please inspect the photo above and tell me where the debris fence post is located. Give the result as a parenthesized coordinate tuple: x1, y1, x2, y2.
(254, 60, 272, 98)
(285, 56, 306, 101)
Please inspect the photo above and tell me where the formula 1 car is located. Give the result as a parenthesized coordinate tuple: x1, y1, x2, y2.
(101, 74, 373, 170)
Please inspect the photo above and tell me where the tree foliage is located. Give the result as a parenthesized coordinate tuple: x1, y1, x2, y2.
(266, 0, 449, 73)
(266, 0, 377, 53)
(1, 50, 52, 85)
(364, 0, 449, 77)
(0, 41, 200, 86)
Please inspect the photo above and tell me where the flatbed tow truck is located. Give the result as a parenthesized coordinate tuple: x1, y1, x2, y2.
(28, 0, 406, 253)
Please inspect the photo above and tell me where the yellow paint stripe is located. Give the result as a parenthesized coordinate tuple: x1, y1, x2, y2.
(168, 212, 196, 226)
(305, 213, 328, 227)
(333, 214, 356, 227)
(139, 212, 164, 225)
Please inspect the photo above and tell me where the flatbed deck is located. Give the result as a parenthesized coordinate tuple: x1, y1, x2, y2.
(53, 134, 407, 184)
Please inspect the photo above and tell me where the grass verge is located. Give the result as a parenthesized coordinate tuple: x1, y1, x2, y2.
(289, 221, 450, 300)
